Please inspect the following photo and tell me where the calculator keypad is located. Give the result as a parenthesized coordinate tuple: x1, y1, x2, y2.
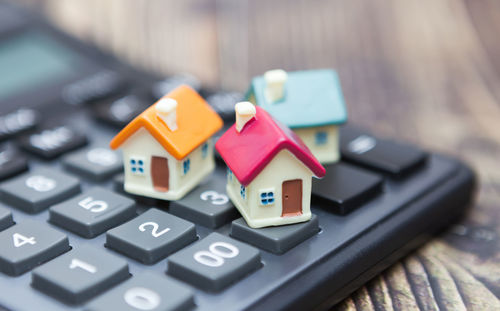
(169, 175, 238, 228)
(19, 125, 88, 159)
(106, 208, 197, 264)
(0, 203, 13, 231)
(32, 245, 130, 304)
(0, 144, 28, 181)
(230, 215, 319, 254)
(49, 187, 136, 238)
(340, 127, 427, 176)
(312, 163, 383, 214)
(86, 272, 194, 311)
(0, 220, 69, 276)
(168, 233, 261, 291)
(63, 147, 122, 180)
(0, 168, 81, 213)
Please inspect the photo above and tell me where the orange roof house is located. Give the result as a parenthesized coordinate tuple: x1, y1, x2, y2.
(110, 85, 223, 200)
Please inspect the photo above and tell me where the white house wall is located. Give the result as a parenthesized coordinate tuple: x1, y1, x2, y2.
(121, 128, 215, 200)
(227, 149, 313, 228)
(294, 125, 339, 164)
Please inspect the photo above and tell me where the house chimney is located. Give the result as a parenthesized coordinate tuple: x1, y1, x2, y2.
(156, 98, 178, 131)
(264, 69, 287, 102)
(235, 101, 256, 133)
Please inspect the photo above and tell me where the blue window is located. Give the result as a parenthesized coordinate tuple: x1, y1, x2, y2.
(260, 191, 275, 206)
(315, 131, 328, 145)
(130, 157, 145, 175)
(183, 158, 191, 175)
(202, 142, 209, 158)
(227, 167, 233, 181)
(240, 185, 246, 199)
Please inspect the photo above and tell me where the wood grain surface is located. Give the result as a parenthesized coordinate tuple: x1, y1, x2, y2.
(15, 0, 500, 309)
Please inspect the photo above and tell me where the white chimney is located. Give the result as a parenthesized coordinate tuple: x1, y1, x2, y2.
(264, 69, 287, 102)
(156, 98, 178, 131)
(235, 101, 256, 133)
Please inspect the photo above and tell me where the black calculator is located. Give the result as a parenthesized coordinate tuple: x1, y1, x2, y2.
(0, 2, 476, 311)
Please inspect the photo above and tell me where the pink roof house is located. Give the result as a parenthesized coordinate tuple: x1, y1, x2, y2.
(216, 102, 325, 228)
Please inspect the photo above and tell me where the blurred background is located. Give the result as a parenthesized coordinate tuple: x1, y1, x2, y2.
(7, 0, 500, 309)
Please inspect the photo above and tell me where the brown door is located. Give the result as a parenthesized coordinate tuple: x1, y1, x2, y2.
(151, 156, 169, 192)
(281, 179, 302, 217)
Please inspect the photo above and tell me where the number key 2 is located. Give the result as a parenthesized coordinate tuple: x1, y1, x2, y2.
(49, 187, 136, 238)
(106, 208, 197, 264)
(170, 174, 239, 228)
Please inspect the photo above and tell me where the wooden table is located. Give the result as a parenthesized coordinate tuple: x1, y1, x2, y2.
(18, 0, 500, 309)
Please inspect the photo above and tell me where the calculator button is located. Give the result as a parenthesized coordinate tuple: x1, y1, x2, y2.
(340, 127, 427, 176)
(0, 203, 14, 231)
(167, 232, 261, 291)
(49, 187, 136, 238)
(19, 125, 88, 159)
(206, 91, 243, 121)
(230, 215, 319, 254)
(0, 168, 81, 213)
(62, 70, 125, 105)
(63, 147, 122, 180)
(0, 144, 28, 181)
(106, 208, 197, 264)
(0, 220, 69, 276)
(32, 245, 130, 304)
(92, 94, 146, 128)
(169, 175, 238, 228)
(152, 74, 201, 99)
(0, 109, 39, 141)
(312, 163, 383, 214)
(86, 272, 194, 311)
(113, 173, 125, 193)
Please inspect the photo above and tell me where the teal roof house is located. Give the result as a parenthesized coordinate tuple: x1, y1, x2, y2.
(246, 69, 347, 164)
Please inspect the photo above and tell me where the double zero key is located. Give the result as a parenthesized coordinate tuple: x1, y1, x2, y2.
(168, 233, 261, 291)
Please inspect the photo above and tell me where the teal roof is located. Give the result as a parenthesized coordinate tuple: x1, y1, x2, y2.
(246, 69, 347, 128)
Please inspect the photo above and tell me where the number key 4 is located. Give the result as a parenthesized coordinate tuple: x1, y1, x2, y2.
(0, 220, 69, 276)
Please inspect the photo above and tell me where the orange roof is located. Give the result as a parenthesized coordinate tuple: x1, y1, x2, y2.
(110, 85, 223, 160)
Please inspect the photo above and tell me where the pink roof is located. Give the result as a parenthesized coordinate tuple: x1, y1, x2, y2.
(215, 106, 326, 186)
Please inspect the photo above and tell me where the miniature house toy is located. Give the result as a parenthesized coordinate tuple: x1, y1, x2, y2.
(110, 85, 223, 200)
(215, 102, 326, 228)
(246, 69, 347, 164)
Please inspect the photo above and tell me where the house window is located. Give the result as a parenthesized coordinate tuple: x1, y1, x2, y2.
(202, 142, 209, 158)
(240, 185, 246, 199)
(260, 190, 275, 206)
(183, 158, 191, 175)
(227, 167, 233, 181)
(315, 131, 328, 145)
(130, 157, 145, 175)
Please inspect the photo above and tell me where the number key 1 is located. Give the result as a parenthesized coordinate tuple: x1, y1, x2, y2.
(106, 208, 197, 264)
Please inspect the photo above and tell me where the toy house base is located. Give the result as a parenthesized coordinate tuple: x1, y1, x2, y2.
(125, 161, 215, 201)
(226, 184, 312, 228)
